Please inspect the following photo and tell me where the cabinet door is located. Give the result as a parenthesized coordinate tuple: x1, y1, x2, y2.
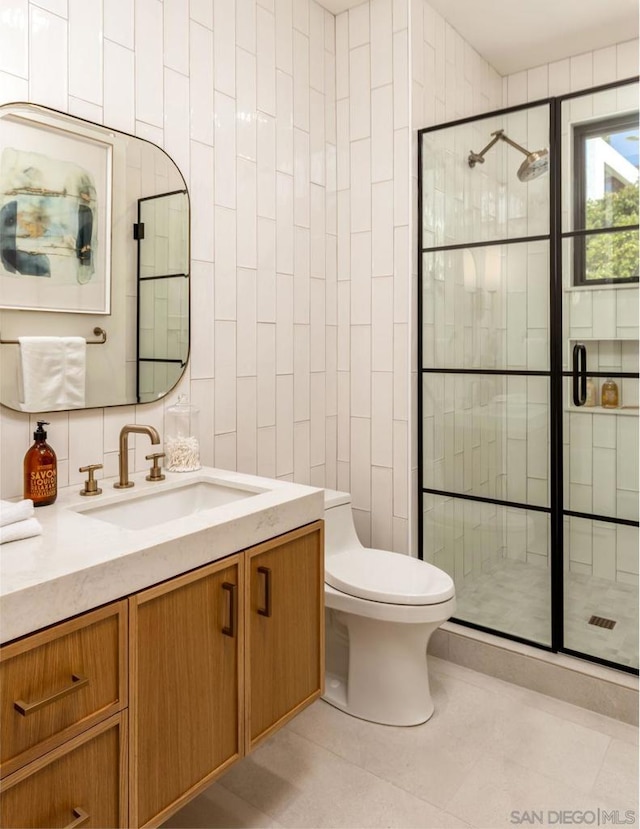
(130, 555, 243, 828)
(0, 713, 127, 829)
(246, 521, 324, 752)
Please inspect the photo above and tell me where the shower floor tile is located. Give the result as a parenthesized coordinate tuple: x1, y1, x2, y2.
(454, 558, 639, 668)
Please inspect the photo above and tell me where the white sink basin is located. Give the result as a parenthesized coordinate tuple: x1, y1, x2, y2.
(73, 480, 262, 531)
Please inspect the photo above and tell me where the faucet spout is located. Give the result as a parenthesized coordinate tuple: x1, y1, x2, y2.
(114, 424, 161, 489)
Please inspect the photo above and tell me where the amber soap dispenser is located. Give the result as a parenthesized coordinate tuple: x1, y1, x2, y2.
(24, 421, 57, 506)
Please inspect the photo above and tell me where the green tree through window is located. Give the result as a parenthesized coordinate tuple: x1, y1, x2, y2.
(584, 181, 639, 282)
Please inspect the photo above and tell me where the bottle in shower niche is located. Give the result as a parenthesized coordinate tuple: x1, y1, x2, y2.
(24, 421, 57, 506)
(584, 378, 597, 407)
(601, 378, 620, 409)
(166, 395, 201, 472)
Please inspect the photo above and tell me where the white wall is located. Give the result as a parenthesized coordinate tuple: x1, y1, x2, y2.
(0, 0, 337, 499)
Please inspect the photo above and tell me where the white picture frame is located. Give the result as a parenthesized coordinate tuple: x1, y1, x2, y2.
(0, 111, 112, 314)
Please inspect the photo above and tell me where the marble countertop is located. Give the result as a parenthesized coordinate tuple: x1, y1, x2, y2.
(0, 467, 324, 645)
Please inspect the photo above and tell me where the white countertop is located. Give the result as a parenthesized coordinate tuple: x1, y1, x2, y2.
(0, 467, 324, 645)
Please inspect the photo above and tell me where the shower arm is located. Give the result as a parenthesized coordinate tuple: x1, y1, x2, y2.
(468, 130, 532, 168)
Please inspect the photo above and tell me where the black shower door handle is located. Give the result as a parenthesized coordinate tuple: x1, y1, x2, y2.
(572, 343, 587, 407)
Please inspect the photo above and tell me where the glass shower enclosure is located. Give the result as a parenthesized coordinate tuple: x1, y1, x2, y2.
(418, 78, 639, 673)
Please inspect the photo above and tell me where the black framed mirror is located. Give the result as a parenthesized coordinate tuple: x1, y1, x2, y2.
(0, 102, 190, 412)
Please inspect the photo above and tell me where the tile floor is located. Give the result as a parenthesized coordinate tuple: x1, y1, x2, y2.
(163, 657, 639, 829)
(455, 559, 639, 668)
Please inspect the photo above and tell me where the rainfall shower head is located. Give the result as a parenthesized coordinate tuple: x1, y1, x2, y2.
(468, 129, 549, 182)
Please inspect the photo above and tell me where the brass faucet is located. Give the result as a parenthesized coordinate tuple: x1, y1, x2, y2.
(114, 424, 161, 489)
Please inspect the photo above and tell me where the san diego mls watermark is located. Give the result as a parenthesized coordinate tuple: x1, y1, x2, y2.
(510, 809, 637, 826)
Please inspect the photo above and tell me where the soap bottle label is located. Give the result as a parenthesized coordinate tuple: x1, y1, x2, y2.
(29, 466, 57, 499)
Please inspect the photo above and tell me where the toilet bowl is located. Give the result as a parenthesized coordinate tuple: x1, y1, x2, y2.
(322, 489, 456, 726)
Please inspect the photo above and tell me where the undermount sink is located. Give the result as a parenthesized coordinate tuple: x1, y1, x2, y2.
(72, 480, 262, 531)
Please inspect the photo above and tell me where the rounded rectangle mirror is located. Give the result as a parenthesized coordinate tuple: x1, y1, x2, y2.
(0, 102, 190, 412)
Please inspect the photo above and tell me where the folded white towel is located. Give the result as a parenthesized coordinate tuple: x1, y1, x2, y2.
(0, 499, 34, 527)
(18, 337, 86, 410)
(0, 517, 42, 544)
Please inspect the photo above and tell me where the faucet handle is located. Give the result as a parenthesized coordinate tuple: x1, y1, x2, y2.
(145, 452, 165, 482)
(79, 464, 103, 497)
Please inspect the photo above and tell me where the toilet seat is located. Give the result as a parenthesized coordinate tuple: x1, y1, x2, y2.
(325, 548, 455, 605)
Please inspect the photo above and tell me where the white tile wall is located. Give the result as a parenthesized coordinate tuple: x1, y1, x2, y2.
(0, 0, 336, 501)
(1, 0, 636, 588)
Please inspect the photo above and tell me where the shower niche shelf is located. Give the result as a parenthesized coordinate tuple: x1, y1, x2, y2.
(566, 337, 638, 416)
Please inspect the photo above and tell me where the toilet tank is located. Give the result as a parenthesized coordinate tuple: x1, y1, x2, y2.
(323, 489, 363, 557)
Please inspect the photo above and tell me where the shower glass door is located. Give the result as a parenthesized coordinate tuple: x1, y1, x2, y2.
(419, 78, 640, 673)
(560, 81, 639, 670)
(419, 101, 554, 647)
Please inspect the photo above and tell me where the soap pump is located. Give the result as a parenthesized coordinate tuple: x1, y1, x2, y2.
(24, 421, 58, 506)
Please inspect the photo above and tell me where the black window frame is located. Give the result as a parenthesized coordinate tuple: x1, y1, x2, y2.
(572, 111, 639, 287)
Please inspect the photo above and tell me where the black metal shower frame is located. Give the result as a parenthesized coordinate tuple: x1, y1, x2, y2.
(417, 76, 640, 676)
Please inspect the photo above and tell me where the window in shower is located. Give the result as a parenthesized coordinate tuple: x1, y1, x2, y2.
(418, 77, 639, 675)
(573, 112, 639, 286)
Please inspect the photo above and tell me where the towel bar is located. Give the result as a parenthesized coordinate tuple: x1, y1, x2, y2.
(0, 327, 107, 345)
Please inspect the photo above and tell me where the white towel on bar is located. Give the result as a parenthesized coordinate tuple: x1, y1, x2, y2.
(18, 337, 86, 410)
(0, 517, 42, 545)
(0, 499, 34, 527)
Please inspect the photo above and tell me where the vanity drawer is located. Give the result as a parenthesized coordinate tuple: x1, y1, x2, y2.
(0, 712, 127, 829)
(0, 601, 127, 778)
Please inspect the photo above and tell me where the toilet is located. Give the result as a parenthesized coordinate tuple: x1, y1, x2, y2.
(322, 489, 456, 726)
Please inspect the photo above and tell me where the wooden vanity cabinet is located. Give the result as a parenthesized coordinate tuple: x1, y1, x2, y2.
(245, 522, 324, 752)
(129, 555, 243, 829)
(0, 520, 323, 829)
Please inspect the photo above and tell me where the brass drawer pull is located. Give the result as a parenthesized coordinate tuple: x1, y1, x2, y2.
(14, 674, 89, 717)
(222, 582, 237, 637)
(257, 566, 272, 618)
(64, 807, 90, 828)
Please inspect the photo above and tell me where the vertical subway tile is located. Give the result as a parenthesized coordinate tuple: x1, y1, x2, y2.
(104, 40, 134, 133)
(189, 21, 214, 145)
(104, 0, 134, 49)
(214, 321, 237, 434)
(69, 0, 102, 105)
(215, 206, 237, 319)
(276, 69, 294, 174)
(164, 69, 190, 180)
(349, 45, 371, 141)
(190, 141, 215, 262)
(257, 113, 277, 219)
(257, 217, 277, 322)
(163, 0, 190, 75)
(0, 0, 27, 77)
(214, 91, 237, 209)
(276, 172, 294, 274)
(191, 0, 214, 29)
(190, 261, 215, 379)
(214, 0, 236, 95)
(275, 0, 293, 74)
(237, 268, 257, 376)
(335, 12, 349, 101)
(276, 374, 294, 476)
(237, 158, 258, 269)
(236, 0, 256, 54)
(237, 377, 257, 474)
(29, 5, 67, 109)
(370, 0, 392, 89)
(293, 29, 310, 131)
(257, 6, 276, 116)
(348, 2, 369, 49)
(135, 0, 163, 127)
(237, 46, 257, 162)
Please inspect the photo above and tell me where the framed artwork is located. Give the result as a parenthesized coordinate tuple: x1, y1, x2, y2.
(0, 111, 112, 314)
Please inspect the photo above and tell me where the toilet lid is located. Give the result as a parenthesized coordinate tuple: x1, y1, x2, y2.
(325, 549, 455, 605)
